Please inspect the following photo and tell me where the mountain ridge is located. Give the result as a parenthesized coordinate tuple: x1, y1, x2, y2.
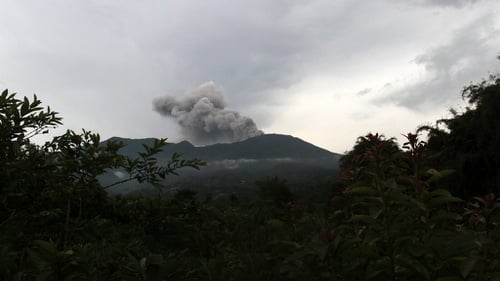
(105, 133, 340, 161)
(101, 133, 341, 198)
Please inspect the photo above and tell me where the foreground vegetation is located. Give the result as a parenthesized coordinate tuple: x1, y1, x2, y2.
(1, 71, 500, 280)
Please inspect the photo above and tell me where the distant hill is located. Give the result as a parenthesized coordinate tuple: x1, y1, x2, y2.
(101, 134, 341, 200)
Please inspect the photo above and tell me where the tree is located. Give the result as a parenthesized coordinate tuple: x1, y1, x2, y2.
(256, 176, 293, 206)
(339, 133, 401, 183)
(0, 89, 204, 251)
(0, 90, 62, 193)
(419, 73, 500, 197)
(333, 132, 467, 280)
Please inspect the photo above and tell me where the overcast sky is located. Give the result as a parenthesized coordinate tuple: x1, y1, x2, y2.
(1, 0, 499, 153)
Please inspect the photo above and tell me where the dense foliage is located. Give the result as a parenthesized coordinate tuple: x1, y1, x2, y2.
(419, 74, 500, 198)
(1, 70, 500, 280)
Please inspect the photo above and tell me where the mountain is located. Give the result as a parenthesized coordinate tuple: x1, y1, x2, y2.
(101, 134, 341, 200)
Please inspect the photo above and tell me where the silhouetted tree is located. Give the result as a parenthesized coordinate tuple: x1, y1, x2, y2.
(256, 176, 293, 206)
(340, 133, 401, 183)
(419, 71, 500, 197)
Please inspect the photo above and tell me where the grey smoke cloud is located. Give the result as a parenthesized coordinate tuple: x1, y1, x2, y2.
(154, 82, 263, 145)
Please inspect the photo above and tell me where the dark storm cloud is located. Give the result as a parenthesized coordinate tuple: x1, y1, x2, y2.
(153, 82, 263, 145)
(1, 0, 500, 152)
(156, 1, 311, 106)
(0, 1, 321, 138)
(153, 2, 401, 107)
(378, 15, 500, 111)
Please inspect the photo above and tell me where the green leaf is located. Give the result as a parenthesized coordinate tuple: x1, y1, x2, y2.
(428, 196, 463, 207)
(364, 269, 385, 280)
(446, 234, 479, 257)
(140, 257, 147, 270)
(429, 213, 462, 224)
(21, 97, 29, 115)
(351, 214, 377, 225)
(266, 219, 285, 228)
(435, 277, 464, 281)
(147, 254, 164, 265)
(348, 186, 376, 195)
(460, 257, 478, 278)
(408, 259, 431, 281)
(33, 240, 58, 256)
(427, 169, 455, 183)
(430, 188, 454, 197)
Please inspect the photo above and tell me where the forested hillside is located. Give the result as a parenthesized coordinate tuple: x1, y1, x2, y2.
(1, 71, 500, 280)
(100, 134, 340, 199)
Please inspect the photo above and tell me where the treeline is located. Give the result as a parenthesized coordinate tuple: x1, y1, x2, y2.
(1, 68, 500, 280)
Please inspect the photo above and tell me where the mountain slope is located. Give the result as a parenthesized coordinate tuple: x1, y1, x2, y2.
(107, 134, 338, 161)
(194, 134, 338, 160)
(101, 134, 341, 198)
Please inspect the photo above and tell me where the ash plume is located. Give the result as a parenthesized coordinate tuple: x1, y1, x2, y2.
(153, 81, 263, 145)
